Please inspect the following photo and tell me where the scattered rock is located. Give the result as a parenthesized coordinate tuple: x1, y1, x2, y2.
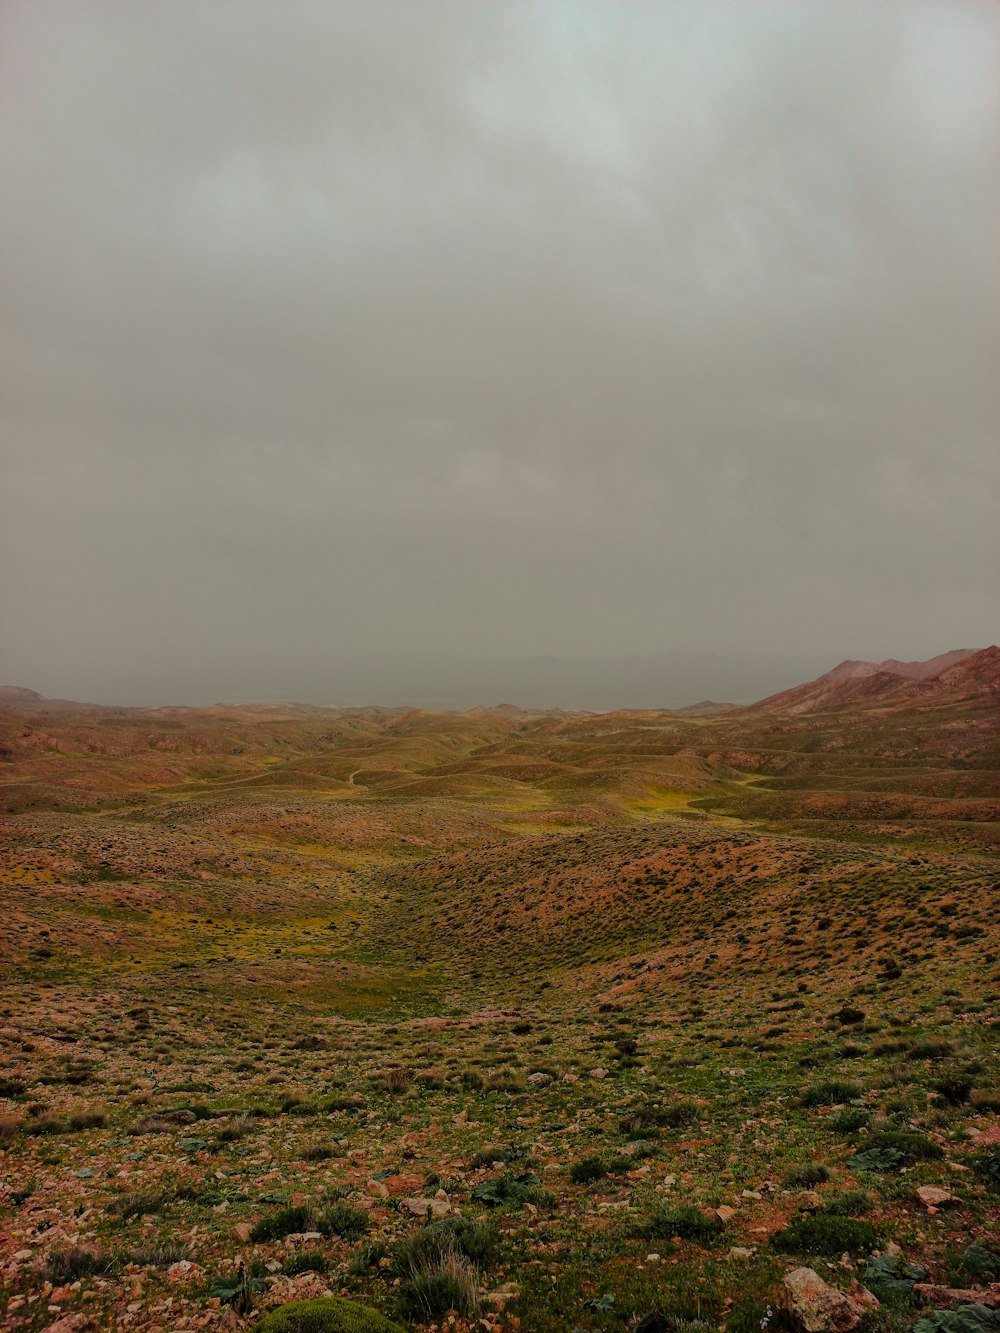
(913, 1284, 1000, 1310)
(716, 1205, 737, 1222)
(39, 1316, 98, 1333)
(401, 1195, 450, 1218)
(917, 1186, 958, 1210)
(485, 1282, 520, 1308)
(166, 1259, 199, 1280)
(783, 1266, 880, 1332)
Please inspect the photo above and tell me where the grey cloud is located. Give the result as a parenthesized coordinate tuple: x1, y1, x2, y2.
(1, 1, 997, 705)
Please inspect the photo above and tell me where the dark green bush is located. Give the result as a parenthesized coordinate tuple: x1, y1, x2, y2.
(785, 1163, 830, 1187)
(933, 1075, 974, 1105)
(643, 1204, 725, 1243)
(970, 1146, 1000, 1191)
(250, 1205, 316, 1242)
(283, 1250, 329, 1277)
(819, 1191, 872, 1216)
(317, 1204, 370, 1239)
(827, 1108, 870, 1134)
(570, 1155, 608, 1184)
(772, 1213, 878, 1257)
(854, 1130, 942, 1163)
(348, 1241, 389, 1275)
(800, 1081, 862, 1106)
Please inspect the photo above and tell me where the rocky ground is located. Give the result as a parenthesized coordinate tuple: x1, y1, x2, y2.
(0, 692, 997, 1332)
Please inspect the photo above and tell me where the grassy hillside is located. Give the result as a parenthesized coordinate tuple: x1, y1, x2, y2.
(0, 691, 997, 1332)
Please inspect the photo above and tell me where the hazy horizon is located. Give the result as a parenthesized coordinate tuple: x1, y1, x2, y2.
(4, 642, 993, 713)
(2, 2, 998, 703)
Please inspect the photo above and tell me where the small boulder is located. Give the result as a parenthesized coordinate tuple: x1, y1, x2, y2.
(916, 1185, 958, 1211)
(913, 1283, 1000, 1309)
(402, 1195, 450, 1218)
(484, 1282, 520, 1308)
(39, 1317, 98, 1333)
(783, 1266, 879, 1332)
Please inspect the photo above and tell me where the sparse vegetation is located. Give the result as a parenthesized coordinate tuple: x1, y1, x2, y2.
(1, 683, 997, 1331)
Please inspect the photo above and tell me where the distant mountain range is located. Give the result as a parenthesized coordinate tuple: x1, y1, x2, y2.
(3, 646, 997, 716)
(820, 648, 978, 682)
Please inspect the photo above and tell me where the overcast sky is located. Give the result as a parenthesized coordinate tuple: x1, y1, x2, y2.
(1, 1, 998, 705)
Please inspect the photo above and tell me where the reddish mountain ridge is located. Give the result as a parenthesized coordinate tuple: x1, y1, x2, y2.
(749, 645, 998, 715)
(822, 648, 978, 682)
(0, 685, 44, 702)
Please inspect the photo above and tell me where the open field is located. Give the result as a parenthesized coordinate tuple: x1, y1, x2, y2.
(1, 660, 998, 1332)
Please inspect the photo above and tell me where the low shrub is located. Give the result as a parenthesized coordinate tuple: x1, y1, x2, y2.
(800, 1081, 862, 1107)
(570, 1156, 608, 1184)
(827, 1108, 870, 1134)
(348, 1241, 390, 1275)
(772, 1213, 878, 1257)
(397, 1250, 479, 1321)
(933, 1074, 975, 1105)
(250, 1205, 316, 1242)
(317, 1204, 370, 1239)
(785, 1163, 830, 1187)
(46, 1246, 116, 1282)
(970, 1146, 1000, 1191)
(643, 1205, 725, 1243)
(283, 1249, 329, 1277)
(303, 1142, 336, 1161)
(853, 1130, 943, 1163)
(129, 1244, 192, 1269)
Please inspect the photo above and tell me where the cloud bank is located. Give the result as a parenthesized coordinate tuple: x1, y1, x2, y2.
(2, 1, 997, 704)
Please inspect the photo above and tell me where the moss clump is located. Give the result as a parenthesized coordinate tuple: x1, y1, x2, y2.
(252, 1296, 406, 1333)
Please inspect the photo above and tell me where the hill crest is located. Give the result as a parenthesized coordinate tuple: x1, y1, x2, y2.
(749, 645, 996, 715)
